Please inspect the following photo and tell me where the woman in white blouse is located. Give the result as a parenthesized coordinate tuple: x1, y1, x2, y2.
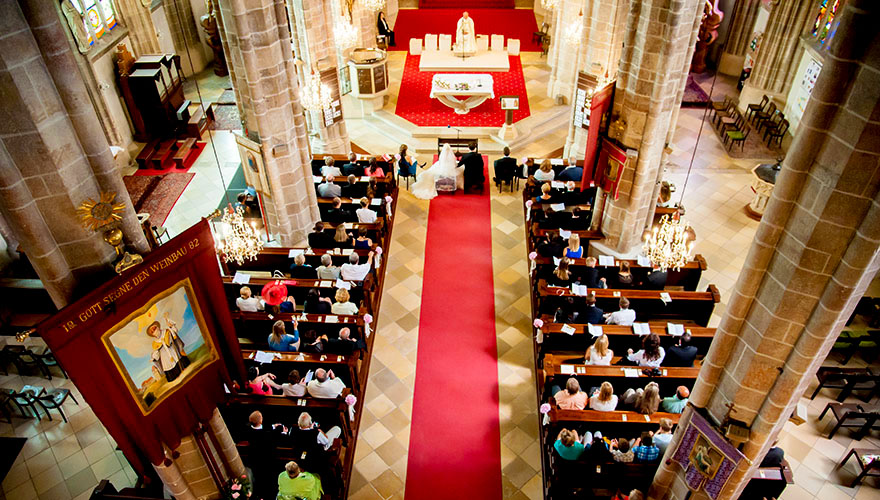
(626, 333, 665, 367)
(533, 159, 555, 181)
(330, 288, 359, 315)
(585, 334, 613, 366)
(589, 381, 618, 411)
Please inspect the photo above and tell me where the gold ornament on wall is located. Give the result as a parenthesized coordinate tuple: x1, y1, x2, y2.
(77, 192, 144, 274)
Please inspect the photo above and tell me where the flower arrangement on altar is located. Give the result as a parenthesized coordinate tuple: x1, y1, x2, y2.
(223, 474, 252, 499)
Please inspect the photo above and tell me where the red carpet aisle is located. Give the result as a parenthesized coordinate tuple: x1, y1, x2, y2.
(405, 166, 502, 500)
(390, 9, 541, 52)
(395, 55, 530, 127)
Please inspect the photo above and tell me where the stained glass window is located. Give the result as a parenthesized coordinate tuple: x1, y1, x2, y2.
(811, 0, 839, 43)
(71, 0, 118, 45)
(811, 0, 828, 36)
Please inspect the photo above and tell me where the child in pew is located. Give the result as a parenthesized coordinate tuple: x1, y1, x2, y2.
(631, 432, 661, 462)
(268, 319, 300, 352)
(610, 438, 634, 462)
(652, 418, 675, 454)
(236, 286, 264, 312)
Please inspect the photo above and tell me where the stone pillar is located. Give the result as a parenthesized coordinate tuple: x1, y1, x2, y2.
(738, 0, 812, 111)
(114, 0, 162, 57)
(211, 0, 251, 133)
(0, 1, 147, 307)
(207, 408, 246, 477)
(717, 0, 760, 75)
(351, 2, 378, 49)
(651, 3, 880, 498)
(216, 0, 321, 246)
(596, 0, 703, 255)
(546, 0, 586, 101)
(175, 436, 221, 498)
(164, 0, 208, 75)
(153, 457, 198, 500)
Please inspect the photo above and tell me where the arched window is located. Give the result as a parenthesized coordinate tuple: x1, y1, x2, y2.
(60, 0, 119, 53)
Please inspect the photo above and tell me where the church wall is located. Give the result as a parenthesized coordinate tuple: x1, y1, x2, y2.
(91, 39, 136, 153)
(189, 0, 216, 67)
(152, 5, 178, 57)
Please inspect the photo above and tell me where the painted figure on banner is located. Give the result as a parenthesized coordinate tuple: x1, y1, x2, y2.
(103, 279, 218, 413)
(455, 11, 476, 54)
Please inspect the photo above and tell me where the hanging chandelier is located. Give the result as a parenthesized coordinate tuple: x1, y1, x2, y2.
(643, 215, 694, 272)
(564, 9, 584, 47)
(216, 206, 264, 265)
(541, 0, 559, 9)
(300, 69, 333, 111)
(334, 16, 358, 50)
(362, 0, 386, 11)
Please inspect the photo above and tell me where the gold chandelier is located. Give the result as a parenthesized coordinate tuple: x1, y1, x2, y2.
(300, 68, 333, 111)
(216, 206, 264, 265)
(643, 215, 694, 272)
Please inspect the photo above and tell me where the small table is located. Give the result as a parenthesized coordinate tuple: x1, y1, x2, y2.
(840, 448, 880, 487)
(430, 74, 494, 114)
(819, 402, 880, 439)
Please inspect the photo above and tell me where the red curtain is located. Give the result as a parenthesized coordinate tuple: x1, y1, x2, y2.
(38, 220, 245, 474)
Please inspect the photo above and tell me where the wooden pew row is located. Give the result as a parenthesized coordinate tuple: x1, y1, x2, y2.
(241, 348, 361, 395)
(310, 154, 394, 177)
(221, 277, 373, 315)
(536, 320, 715, 356)
(541, 362, 698, 400)
(221, 247, 372, 277)
(533, 254, 707, 291)
(222, 392, 353, 442)
(530, 226, 606, 241)
(536, 280, 720, 327)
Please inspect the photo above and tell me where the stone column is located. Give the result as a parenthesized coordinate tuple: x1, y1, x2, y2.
(207, 408, 246, 477)
(211, 0, 251, 133)
(113, 0, 162, 56)
(651, 2, 880, 498)
(717, 0, 760, 75)
(596, 0, 703, 255)
(216, 0, 321, 246)
(351, 2, 378, 49)
(153, 457, 198, 500)
(164, 0, 208, 75)
(0, 1, 146, 307)
(175, 435, 221, 498)
(546, 0, 586, 101)
(738, 0, 812, 111)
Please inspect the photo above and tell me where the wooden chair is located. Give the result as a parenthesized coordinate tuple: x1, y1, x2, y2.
(764, 119, 790, 147)
(751, 100, 776, 126)
(541, 35, 551, 57)
(756, 110, 784, 135)
(719, 109, 744, 134)
(35, 388, 79, 422)
(533, 22, 550, 45)
(810, 366, 880, 402)
(712, 99, 736, 128)
(746, 95, 769, 121)
(725, 127, 750, 152)
(839, 448, 880, 487)
(710, 96, 732, 121)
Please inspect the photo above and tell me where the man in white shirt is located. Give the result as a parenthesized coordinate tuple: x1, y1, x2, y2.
(340, 251, 375, 281)
(235, 286, 264, 312)
(604, 296, 636, 325)
(356, 197, 377, 223)
(307, 368, 346, 398)
(321, 156, 342, 177)
(317, 176, 342, 198)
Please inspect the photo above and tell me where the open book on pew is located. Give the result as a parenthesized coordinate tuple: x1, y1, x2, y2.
(288, 249, 305, 258)
(571, 284, 588, 296)
(598, 255, 615, 266)
(587, 324, 603, 337)
(232, 271, 251, 284)
(667, 323, 685, 336)
(632, 323, 651, 335)
(637, 255, 652, 267)
(252, 350, 280, 364)
(559, 229, 572, 239)
(561, 324, 576, 335)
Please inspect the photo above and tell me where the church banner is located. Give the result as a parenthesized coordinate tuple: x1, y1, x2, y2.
(669, 409, 747, 498)
(37, 220, 245, 474)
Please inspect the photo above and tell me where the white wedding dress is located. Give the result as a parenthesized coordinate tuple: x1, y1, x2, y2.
(410, 144, 464, 200)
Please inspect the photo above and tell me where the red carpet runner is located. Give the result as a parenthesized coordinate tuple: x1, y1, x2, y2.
(395, 55, 530, 127)
(390, 9, 542, 52)
(405, 165, 502, 500)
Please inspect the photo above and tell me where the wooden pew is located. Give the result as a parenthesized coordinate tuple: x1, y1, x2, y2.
(220, 246, 374, 277)
(536, 280, 720, 327)
(241, 348, 361, 395)
(542, 355, 698, 398)
(222, 392, 353, 442)
(221, 277, 373, 315)
(310, 154, 394, 177)
(533, 255, 707, 291)
(536, 320, 715, 356)
(531, 227, 606, 241)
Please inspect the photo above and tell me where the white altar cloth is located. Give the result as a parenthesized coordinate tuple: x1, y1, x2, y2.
(430, 74, 494, 114)
(419, 47, 510, 72)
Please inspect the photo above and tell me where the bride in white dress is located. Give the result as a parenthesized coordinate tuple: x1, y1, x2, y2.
(410, 144, 464, 200)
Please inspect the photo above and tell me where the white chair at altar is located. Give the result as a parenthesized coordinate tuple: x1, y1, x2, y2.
(438, 34, 452, 52)
(424, 34, 438, 51)
(491, 34, 504, 51)
(476, 35, 489, 52)
(507, 39, 520, 56)
(409, 38, 422, 55)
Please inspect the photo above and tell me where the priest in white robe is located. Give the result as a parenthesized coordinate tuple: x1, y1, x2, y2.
(455, 11, 476, 55)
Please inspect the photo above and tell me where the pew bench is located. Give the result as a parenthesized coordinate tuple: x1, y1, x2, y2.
(223, 391, 353, 442)
(221, 247, 374, 276)
(241, 349, 360, 394)
(536, 320, 714, 355)
(533, 254, 707, 292)
(809, 366, 880, 402)
(221, 277, 372, 315)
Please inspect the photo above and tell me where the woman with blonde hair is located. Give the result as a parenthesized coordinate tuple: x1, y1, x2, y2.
(553, 428, 585, 460)
(589, 381, 618, 411)
(534, 182, 553, 203)
(333, 225, 353, 248)
(331, 288, 358, 315)
(564, 233, 583, 259)
(277, 460, 323, 500)
(267, 319, 299, 352)
(585, 334, 613, 365)
(534, 159, 555, 181)
(622, 381, 661, 415)
(615, 260, 633, 288)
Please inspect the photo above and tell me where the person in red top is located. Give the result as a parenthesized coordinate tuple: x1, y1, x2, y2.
(552, 377, 588, 410)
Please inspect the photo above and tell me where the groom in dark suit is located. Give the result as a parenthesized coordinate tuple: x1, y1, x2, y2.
(458, 142, 484, 193)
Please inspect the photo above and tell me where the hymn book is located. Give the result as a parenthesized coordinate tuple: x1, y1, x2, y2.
(632, 323, 651, 335)
(667, 323, 685, 336)
(587, 324, 603, 337)
(598, 255, 615, 266)
(561, 324, 576, 335)
(560, 364, 576, 375)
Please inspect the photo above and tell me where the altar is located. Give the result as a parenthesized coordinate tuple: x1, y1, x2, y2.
(430, 74, 494, 114)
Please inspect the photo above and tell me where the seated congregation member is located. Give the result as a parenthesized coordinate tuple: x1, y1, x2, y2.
(610, 438, 634, 463)
(581, 257, 608, 289)
(585, 333, 613, 365)
(341, 250, 375, 281)
(365, 157, 385, 177)
(660, 386, 689, 414)
(277, 460, 323, 500)
(299, 329, 324, 353)
(760, 443, 785, 467)
(553, 297, 577, 324)
(340, 175, 362, 199)
(331, 288, 359, 315)
(521, 157, 536, 178)
(626, 332, 665, 367)
(325, 197, 354, 224)
(356, 197, 377, 223)
(535, 234, 565, 258)
(566, 207, 592, 230)
(353, 227, 373, 249)
(307, 368, 346, 398)
(268, 319, 300, 352)
(605, 297, 636, 326)
(281, 369, 306, 397)
(589, 381, 618, 411)
(304, 288, 332, 314)
(664, 332, 697, 367)
(246, 411, 283, 500)
(536, 206, 568, 230)
(289, 253, 317, 279)
(316, 254, 341, 280)
(236, 286, 263, 312)
(632, 432, 660, 462)
(317, 175, 342, 198)
(534, 159, 555, 181)
(398, 144, 420, 178)
(582, 433, 613, 463)
(333, 225, 354, 248)
(341, 152, 363, 176)
(246, 366, 282, 395)
(377, 11, 395, 46)
(577, 293, 605, 325)
(553, 377, 588, 410)
(548, 258, 573, 287)
(652, 418, 675, 455)
(554, 428, 585, 460)
(320, 327, 361, 354)
(622, 381, 661, 415)
(615, 261, 634, 288)
(321, 156, 342, 177)
(268, 297, 296, 315)
(643, 265, 668, 290)
(563, 233, 583, 259)
(557, 157, 584, 182)
(458, 141, 485, 192)
(296, 412, 342, 452)
(493, 146, 517, 188)
(308, 222, 334, 248)
(534, 182, 554, 204)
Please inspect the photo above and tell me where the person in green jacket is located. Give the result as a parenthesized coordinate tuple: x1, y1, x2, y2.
(277, 461, 323, 500)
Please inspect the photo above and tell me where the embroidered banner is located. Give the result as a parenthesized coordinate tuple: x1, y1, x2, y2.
(670, 409, 746, 498)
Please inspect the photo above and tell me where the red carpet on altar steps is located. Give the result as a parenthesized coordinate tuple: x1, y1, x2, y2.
(390, 9, 541, 52)
(405, 165, 502, 500)
(395, 55, 530, 127)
